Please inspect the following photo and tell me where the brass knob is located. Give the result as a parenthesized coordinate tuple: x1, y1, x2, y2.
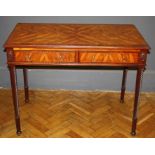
(59, 54, 64, 62)
(122, 55, 127, 62)
(92, 55, 95, 62)
(25, 55, 31, 61)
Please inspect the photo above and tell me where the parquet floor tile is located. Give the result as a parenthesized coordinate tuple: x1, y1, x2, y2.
(0, 89, 154, 138)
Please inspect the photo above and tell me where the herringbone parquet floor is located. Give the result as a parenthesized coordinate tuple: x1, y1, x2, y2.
(0, 89, 155, 138)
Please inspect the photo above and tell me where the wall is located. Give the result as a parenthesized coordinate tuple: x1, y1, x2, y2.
(0, 16, 155, 91)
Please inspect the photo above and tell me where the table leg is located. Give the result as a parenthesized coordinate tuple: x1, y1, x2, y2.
(23, 68, 29, 103)
(131, 67, 144, 136)
(120, 68, 128, 103)
(9, 66, 22, 135)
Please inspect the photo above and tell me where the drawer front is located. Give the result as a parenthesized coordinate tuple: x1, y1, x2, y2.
(14, 51, 76, 63)
(79, 52, 139, 64)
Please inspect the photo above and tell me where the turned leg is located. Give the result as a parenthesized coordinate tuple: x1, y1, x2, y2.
(23, 68, 29, 103)
(9, 66, 22, 135)
(120, 68, 128, 103)
(131, 68, 144, 136)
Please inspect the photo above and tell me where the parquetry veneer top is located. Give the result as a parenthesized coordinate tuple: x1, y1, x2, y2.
(4, 23, 150, 50)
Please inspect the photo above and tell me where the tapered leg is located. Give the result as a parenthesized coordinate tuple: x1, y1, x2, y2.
(23, 68, 29, 103)
(9, 66, 22, 135)
(120, 68, 128, 103)
(131, 68, 144, 136)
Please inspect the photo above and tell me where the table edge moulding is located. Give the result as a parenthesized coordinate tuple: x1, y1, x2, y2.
(3, 23, 150, 136)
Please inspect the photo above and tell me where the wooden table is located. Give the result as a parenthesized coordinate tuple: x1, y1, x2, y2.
(4, 23, 150, 136)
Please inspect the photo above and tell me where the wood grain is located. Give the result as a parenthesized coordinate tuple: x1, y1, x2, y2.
(12, 50, 140, 64)
(0, 89, 154, 138)
(3, 23, 150, 136)
(4, 23, 150, 50)
(80, 52, 138, 64)
(14, 50, 76, 63)
(7, 49, 146, 66)
(4, 24, 149, 67)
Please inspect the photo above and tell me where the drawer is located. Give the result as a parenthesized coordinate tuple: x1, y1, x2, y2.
(14, 51, 76, 63)
(79, 52, 139, 64)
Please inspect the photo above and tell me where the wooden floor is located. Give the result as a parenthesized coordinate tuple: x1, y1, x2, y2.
(0, 89, 155, 138)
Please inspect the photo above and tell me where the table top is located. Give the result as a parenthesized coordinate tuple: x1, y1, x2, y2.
(4, 23, 150, 50)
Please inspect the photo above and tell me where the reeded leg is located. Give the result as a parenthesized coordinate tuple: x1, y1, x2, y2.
(9, 66, 22, 135)
(23, 68, 29, 103)
(120, 68, 128, 103)
(131, 68, 144, 136)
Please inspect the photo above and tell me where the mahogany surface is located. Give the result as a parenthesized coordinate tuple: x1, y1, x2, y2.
(4, 23, 149, 50)
(3, 23, 150, 136)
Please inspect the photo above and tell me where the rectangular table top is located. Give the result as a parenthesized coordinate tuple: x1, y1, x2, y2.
(4, 23, 150, 51)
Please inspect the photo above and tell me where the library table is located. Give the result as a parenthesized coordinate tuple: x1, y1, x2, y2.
(4, 23, 150, 136)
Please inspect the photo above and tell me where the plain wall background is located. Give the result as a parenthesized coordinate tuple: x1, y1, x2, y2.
(0, 16, 155, 91)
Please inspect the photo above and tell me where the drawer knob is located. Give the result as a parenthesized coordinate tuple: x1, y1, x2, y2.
(92, 55, 95, 62)
(25, 55, 32, 61)
(59, 55, 64, 62)
(122, 55, 127, 62)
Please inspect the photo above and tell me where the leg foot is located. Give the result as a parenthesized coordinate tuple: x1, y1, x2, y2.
(131, 131, 136, 136)
(16, 130, 22, 136)
(25, 99, 29, 103)
(131, 68, 144, 136)
(120, 99, 124, 103)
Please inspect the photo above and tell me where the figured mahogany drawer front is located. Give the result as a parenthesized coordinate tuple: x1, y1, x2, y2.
(79, 52, 139, 64)
(14, 51, 76, 63)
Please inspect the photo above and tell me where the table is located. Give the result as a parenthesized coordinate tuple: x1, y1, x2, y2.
(4, 23, 150, 136)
